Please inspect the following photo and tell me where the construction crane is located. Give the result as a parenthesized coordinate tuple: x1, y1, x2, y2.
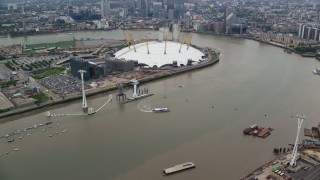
(179, 31, 185, 53)
(164, 32, 169, 54)
(129, 33, 136, 52)
(146, 35, 150, 54)
(186, 31, 193, 50)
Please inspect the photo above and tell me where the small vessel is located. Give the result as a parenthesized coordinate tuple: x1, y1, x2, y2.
(18, 136, 23, 139)
(45, 122, 53, 125)
(41, 128, 46, 132)
(5, 152, 9, 155)
(57, 124, 60, 126)
(68, 33, 73, 35)
(163, 162, 196, 175)
(14, 148, 19, 151)
(27, 134, 31, 136)
(49, 134, 53, 137)
(62, 130, 68, 133)
(7, 139, 14, 143)
(152, 108, 170, 113)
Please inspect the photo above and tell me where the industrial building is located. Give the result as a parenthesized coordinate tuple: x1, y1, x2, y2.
(105, 58, 135, 73)
(70, 59, 107, 80)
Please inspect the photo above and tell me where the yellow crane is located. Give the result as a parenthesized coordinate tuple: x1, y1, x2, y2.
(129, 33, 136, 52)
(164, 32, 169, 54)
(186, 31, 193, 50)
(179, 31, 185, 53)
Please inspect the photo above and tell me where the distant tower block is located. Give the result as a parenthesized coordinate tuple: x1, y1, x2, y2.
(79, 70, 88, 112)
(131, 79, 139, 98)
(290, 115, 305, 167)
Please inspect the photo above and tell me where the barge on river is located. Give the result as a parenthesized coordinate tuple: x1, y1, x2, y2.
(163, 162, 195, 175)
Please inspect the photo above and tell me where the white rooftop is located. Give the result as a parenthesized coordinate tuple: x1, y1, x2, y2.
(114, 41, 204, 67)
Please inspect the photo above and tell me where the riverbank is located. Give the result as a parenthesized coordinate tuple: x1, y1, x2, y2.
(0, 50, 219, 120)
(194, 31, 320, 60)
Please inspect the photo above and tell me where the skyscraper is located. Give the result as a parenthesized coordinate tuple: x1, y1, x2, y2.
(140, 0, 148, 17)
(101, 0, 111, 19)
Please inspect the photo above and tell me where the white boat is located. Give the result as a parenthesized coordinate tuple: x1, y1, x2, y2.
(18, 136, 23, 139)
(62, 130, 68, 133)
(163, 162, 195, 175)
(14, 148, 19, 151)
(68, 33, 73, 35)
(152, 108, 170, 112)
(27, 134, 31, 136)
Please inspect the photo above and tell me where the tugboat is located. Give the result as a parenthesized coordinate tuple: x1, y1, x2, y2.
(152, 108, 170, 113)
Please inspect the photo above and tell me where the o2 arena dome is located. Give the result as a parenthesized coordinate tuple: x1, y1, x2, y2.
(114, 26, 205, 67)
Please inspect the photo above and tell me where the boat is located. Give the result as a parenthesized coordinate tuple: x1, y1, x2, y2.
(5, 152, 9, 155)
(163, 162, 196, 175)
(152, 108, 170, 112)
(14, 148, 19, 151)
(62, 130, 68, 133)
(7, 139, 14, 143)
(27, 134, 31, 136)
(45, 122, 53, 125)
(243, 124, 258, 135)
(18, 136, 23, 139)
(68, 33, 73, 35)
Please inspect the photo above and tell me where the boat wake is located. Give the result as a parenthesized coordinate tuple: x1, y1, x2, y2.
(137, 101, 153, 113)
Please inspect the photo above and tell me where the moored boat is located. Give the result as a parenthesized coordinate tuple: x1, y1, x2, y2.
(163, 162, 195, 175)
(152, 108, 170, 112)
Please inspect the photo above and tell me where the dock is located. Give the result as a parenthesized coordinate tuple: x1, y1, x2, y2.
(163, 162, 195, 175)
(122, 94, 154, 104)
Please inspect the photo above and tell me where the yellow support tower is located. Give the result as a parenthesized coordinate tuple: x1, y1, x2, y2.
(164, 32, 169, 54)
(146, 35, 150, 54)
(179, 31, 185, 53)
(123, 30, 131, 49)
(129, 33, 136, 52)
(137, 27, 142, 43)
(186, 31, 193, 50)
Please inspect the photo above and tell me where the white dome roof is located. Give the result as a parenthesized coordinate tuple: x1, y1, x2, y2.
(114, 41, 204, 67)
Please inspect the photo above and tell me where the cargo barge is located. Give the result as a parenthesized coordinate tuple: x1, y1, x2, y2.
(243, 124, 273, 138)
(163, 162, 195, 175)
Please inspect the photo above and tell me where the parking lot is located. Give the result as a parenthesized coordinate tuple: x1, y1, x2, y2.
(39, 75, 90, 96)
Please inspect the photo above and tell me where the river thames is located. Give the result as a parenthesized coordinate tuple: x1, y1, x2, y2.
(0, 31, 320, 180)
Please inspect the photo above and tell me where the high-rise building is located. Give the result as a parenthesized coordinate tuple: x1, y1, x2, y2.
(140, 0, 148, 17)
(101, 0, 111, 19)
(298, 23, 320, 41)
(172, 24, 180, 42)
(153, 2, 162, 18)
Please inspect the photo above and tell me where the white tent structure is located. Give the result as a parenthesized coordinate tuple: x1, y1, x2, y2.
(114, 41, 204, 67)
